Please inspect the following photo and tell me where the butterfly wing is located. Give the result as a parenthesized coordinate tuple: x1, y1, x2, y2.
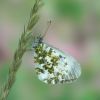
(33, 43, 81, 84)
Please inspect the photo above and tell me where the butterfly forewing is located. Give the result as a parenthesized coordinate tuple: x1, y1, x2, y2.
(33, 43, 81, 84)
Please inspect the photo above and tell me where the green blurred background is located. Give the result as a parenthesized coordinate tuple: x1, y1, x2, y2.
(0, 0, 100, 100)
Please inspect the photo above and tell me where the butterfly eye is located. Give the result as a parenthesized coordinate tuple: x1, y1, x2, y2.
(38, 37, 43, 43)
(33, 43, 81, 85)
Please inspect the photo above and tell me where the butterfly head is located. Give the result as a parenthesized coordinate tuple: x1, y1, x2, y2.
(32, 21, 51, 48)
(32, 35, 43, 48)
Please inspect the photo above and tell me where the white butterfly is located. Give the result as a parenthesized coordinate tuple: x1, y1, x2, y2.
(32, 35, 81, 85)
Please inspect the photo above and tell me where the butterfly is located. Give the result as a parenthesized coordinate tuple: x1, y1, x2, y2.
(32, 22, 81, 85)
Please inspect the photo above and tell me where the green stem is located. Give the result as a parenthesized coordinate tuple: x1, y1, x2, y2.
(0, 0, 42, 100)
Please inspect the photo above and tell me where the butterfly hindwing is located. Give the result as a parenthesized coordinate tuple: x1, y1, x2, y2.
(33, 42, 81, 84)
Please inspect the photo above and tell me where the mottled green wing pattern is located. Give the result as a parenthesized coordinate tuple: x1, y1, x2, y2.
(33, 43, 81, 84)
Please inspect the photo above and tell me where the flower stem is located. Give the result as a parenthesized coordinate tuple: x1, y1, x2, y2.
(0, 0, 42, 100)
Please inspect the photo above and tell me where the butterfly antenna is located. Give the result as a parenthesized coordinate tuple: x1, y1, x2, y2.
(42, 20, 52, 38)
